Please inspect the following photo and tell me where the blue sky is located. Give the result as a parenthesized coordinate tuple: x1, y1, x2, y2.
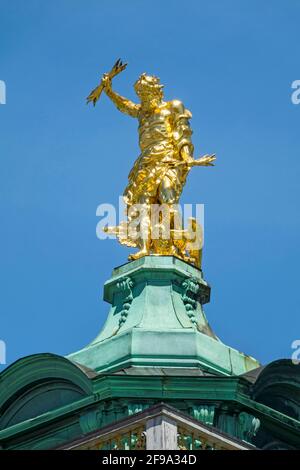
(0, 0, 300, 369)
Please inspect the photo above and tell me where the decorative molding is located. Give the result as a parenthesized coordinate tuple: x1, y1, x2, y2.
(217, 405, 260, 444)
(181, 277, 200, 325)
(190, 405, 215, 426)
(237, 411, 260, 442)
(116, 277, 134, 329)
(128, 403, 152, 416)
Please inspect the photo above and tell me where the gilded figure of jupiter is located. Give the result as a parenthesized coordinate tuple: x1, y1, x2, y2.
(87, 60, 215, 267)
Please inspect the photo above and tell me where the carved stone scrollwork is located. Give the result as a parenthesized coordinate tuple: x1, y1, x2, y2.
(191, 405, 215, 425)
(128, 402, 152, 416)
(237, 411, 260, 442)
(217, 405, 260, 444)
(181, 277, 200, 325)
(116, 277, 134, 328)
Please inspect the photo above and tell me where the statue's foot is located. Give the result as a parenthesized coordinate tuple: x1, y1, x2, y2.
(128, 249, 149, 261)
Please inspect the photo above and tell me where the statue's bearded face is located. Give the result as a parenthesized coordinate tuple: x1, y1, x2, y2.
(134, 74, 164, 102)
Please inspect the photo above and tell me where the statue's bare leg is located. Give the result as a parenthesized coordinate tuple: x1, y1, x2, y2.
(157, 177, 180, 256)
(158, 176, 177, 205)
(128, 198, 151, 260)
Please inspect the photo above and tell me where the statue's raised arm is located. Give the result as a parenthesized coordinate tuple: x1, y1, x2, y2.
(86, 59, 140, 118)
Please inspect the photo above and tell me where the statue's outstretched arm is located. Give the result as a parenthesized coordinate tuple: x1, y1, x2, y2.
(180, 144, 216, 167)
(170, 100, 216, 167)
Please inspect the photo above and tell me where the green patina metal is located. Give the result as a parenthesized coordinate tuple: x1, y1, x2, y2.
(68, 256, 259, 376)
(1, 363, 300, 449)
(0, 257, 299, 450)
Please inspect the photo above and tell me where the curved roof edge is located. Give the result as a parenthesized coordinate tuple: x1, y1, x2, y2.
(0, 353, 95, 410)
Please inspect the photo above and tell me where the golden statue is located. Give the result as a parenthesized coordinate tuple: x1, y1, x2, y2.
(87, 59, 215, 268)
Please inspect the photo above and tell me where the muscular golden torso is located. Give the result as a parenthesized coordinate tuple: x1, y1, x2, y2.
(138, 100, 193, 160)
(120, 100, 193, 205)
(138, 104, 173, 155)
